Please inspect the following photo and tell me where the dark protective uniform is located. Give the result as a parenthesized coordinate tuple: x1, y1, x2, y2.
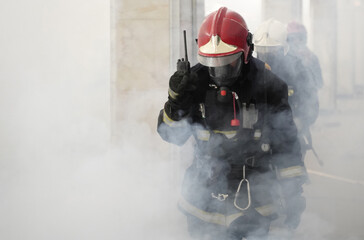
(289, 45, 323, 91)
(267, 54, 319, 126)
(266, 52, 320, 159)
(157, 58, 306, 239)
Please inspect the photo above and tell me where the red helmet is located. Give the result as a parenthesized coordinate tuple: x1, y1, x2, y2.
(197, 7, 252, 67)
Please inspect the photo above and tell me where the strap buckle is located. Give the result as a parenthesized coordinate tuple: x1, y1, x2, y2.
(245, 156, 255, 167)
(211, 193, 229, 201)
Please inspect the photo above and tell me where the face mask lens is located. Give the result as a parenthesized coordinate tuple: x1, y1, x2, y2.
(209, 65, 232, 78)
(208, 57, 242, 86)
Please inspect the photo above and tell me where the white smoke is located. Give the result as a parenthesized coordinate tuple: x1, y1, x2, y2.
(1, 0, 364, 240)
(0, 0, 189, 239)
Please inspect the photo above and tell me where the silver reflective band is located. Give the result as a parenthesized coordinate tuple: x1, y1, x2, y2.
(178, 197, 277, 227)
(254, 129, 262, 140)
(168, 87, 179, 99)
(178, 197, 244, 227)
(279, 166, 305, 178)
(163, 110, 188, 128)
(196, 130, 237, 141)
(196, 130, 210, 141)
(255, 204, 277, 216)
(197, 52, 242, 67)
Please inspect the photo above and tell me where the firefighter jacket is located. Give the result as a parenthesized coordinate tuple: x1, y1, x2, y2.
(267, 53, 319, 128)
(157, 58, 306, 228)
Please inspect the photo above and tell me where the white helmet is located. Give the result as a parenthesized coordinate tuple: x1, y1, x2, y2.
(253, 18, 289, 55)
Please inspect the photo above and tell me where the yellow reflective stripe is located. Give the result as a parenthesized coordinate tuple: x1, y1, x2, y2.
(279, 166, 305, 178)
(168, 87, 179, 99)
(163, 110, 188, 128)
(255, 204, 276, 216)
(197, 130, 210, 141)
(213, 130, 237, 139)
(196, 130, 237, 141)
(163, 109, 175, 126)
(178, 197, 244, 227)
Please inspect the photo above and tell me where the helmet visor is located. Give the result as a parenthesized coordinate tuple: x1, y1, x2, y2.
(198, 52, 243, 67)
(208, 57, 242, 86)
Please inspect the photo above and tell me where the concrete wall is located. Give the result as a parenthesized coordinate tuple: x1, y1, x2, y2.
(111, 0, 170, 143)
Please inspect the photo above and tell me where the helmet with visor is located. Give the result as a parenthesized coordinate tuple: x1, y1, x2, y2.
(197, 7, 253, 86)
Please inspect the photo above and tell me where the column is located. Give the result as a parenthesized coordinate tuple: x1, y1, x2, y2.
(310, 0, 337, 109)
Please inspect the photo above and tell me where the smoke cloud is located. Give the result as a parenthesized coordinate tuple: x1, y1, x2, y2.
(1, 0, 364, 240)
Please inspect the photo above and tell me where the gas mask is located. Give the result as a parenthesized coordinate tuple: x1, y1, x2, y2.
(208, 57, 242, 87)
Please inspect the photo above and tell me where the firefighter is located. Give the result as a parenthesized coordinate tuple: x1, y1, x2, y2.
(253, 18, 319, 160)
(157, 8, 306, 240)
(287, 21, 323, 91)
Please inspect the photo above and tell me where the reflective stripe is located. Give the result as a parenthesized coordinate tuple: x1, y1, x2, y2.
(196, 130, 210, 141)
(179, 197, 276, 226)
(279, 166, 305, 178)
(196, 130, 237, 141)
(178, 197, 244, 227)
(213, 130, 237, 139)
(163, 110, 175, 126)
(168, 87, 179, 99)
(255, 204, 276, 216)
(163, 110, 187, 128)
(254, 129, 262, 140)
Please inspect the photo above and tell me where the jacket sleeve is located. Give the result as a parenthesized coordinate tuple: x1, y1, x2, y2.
(265, 72, 307, 229)
(157, 105, 193, 146)
(157, 64, 206, 146)
(264, 71, 307, 191)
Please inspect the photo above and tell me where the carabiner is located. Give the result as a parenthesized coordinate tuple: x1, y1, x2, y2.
(234, 165, 251, 211)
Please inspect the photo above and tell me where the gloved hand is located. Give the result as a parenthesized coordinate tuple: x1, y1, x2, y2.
(169, 71, 198, 103)
(165, 71, 198, 120)
(283, 195, 306, 230)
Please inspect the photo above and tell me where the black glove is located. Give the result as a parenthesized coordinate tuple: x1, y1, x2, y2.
(165, 71, 198, 120)
(284, 195, 306, 229)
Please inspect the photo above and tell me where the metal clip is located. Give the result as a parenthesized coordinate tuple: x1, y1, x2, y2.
(211, 193, 229, 201)
(242, 103, 258, 129)
(245, 156, 255, 167)
(199, 103, 206, 119)
(234, 165, 251, 211)
(209, 84, 218, 89)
